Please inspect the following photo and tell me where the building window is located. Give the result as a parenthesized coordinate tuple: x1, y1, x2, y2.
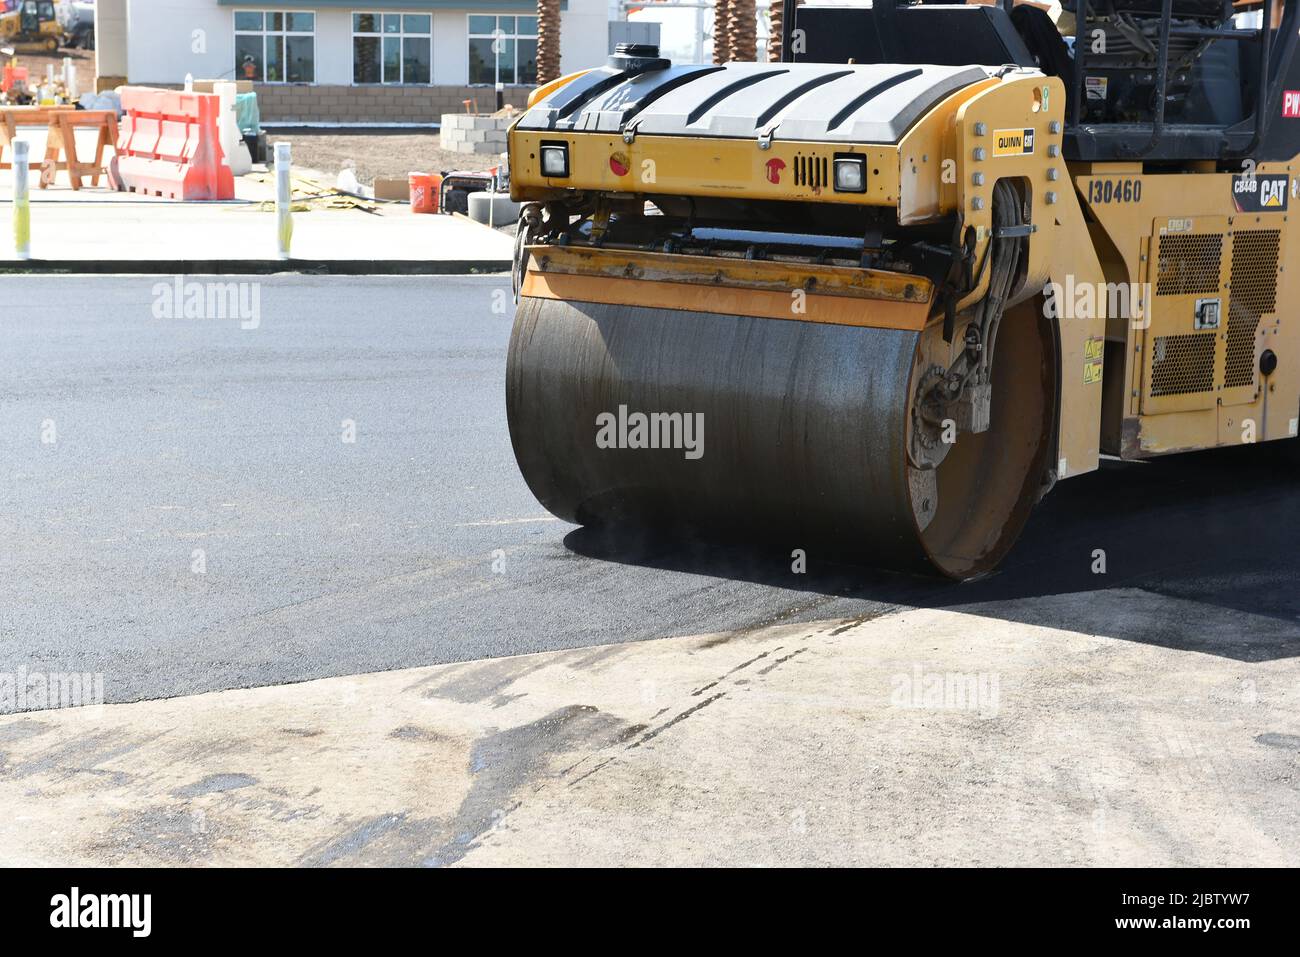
(353, 13, 432, 85)
(468, 15, 538, 86)
(234, 11, 315, 83)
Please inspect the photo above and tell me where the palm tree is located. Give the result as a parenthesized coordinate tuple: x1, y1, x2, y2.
(537, 0, 562, 84)
(713, 0, 732, 64)
(768, 0, 795, 63)
(728, 0, 756, 62)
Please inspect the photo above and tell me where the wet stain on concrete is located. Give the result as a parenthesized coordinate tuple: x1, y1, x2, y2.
(172, 736, 251, 763)
(173, 773, 258, 799)
(425, 704, 631, 866)
(829, 608, 899, 636)
(695, 596, 841, 649)
(690, 648, 779, 697)
(562, 645, 627, 670)
(756, 647, 808, 675)
(104, 805, 218, 865)
(298, 812, 442, 867)
(388, 725, 445, 743)
(1255, 732, 1300, 750)
(617, 723, 648, 741)
(0, 719, 53, 744)
(422, 656, 548, 704)
(628, 693, 726, 749)
(5, 728, 165, 784)
(81, 766, 133, 788)
(568, 757, 615, 787)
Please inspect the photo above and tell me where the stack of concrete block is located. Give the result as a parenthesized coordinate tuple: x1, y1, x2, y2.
(440, 113, 511, 155)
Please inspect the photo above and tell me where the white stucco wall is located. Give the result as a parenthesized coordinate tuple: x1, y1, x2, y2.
(313, 10, 352, 84)
(125, 1, 610, 86)
(559, 0, 608, 75)
(126, 0, 229, 82)
(432, 11, 468, 85)
(96, 0, 131, 78)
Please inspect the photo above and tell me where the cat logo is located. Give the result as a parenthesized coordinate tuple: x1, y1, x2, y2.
(992, 128, 1035, 157)
(1261, 176, 1287, 207)
(1232, 173, 1290, 212)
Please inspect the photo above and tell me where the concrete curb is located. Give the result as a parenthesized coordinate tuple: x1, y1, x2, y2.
(0, 258, 511, 275)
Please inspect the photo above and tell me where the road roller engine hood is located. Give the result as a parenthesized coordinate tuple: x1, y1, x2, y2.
(507, 50, 1064, 322)
(509, 52, 1061, 226)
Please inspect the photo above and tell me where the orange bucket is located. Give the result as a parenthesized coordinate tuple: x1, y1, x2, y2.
(408, 172, 441, 213)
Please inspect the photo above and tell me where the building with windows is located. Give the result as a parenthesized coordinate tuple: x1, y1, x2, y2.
(96, 1, 609, 123)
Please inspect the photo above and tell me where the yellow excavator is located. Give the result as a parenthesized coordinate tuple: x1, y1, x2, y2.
(1, 0, 60, 54)
(506, 0, 1300, 578)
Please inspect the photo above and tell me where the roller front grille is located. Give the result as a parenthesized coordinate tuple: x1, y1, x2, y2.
(794, 154, 829, 189)
(1224, 229, 1281, 389)
(1156, 233, 1224, 296)
(1150, 333, 1216, 396)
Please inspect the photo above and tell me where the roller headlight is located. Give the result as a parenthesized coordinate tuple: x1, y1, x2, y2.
(833, 154, 866, 193)
(540, 143, 570, 178)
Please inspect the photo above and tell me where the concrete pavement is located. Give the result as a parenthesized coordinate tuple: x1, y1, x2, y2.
(0, 135, 512, 272)
(0, 200, 513, 272)
(1, 588, 1296, 866)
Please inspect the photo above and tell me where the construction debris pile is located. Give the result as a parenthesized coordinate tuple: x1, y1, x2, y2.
(0, 55, 78, 106)
(247, 171, 380, 214)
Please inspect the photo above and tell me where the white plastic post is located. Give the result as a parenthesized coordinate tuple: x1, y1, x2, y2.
(13, 139, 30, 259)
(63, 57, 77, 100)
(275, 142, 292, 260)
(214, 81, 250, 175)
(184, 73, 194, 92)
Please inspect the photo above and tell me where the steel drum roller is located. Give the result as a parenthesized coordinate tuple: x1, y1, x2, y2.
(507, 292, 1055, 580)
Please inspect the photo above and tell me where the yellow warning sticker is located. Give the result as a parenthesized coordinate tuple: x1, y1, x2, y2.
(993, 128, 1035, 157)
(1084, 336, 1105, 361)
(1084, 360, 1104, 384)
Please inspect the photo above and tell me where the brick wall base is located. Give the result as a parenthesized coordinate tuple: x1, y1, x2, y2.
(253, 85, 532, 124)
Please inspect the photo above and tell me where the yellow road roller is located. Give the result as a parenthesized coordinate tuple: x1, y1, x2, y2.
(506, 0, 1300, 578)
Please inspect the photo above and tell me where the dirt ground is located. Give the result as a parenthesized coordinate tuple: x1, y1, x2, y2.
(7, 47, 94, 96)
(266, 133, 499, 186)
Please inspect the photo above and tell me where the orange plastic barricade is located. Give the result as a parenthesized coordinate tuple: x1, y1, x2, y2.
(111, 87, 234, 200)
(408, 171, 441, 213)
